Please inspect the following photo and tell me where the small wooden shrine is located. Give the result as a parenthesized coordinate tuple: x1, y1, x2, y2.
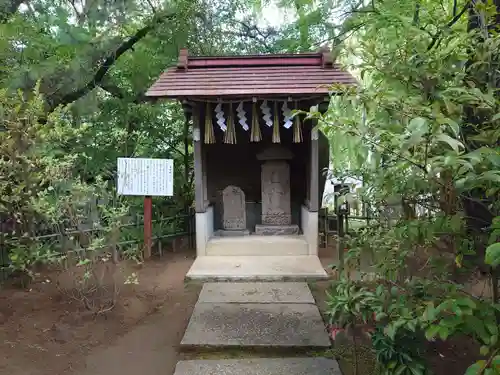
(146, 49, 356, 258)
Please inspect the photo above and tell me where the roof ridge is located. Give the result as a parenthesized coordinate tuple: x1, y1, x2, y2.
(188, 52, 322, 59)
(177, 49, 334, 70)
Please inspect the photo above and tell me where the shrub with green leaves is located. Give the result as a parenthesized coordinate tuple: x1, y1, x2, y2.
(371, 327, 427, 375)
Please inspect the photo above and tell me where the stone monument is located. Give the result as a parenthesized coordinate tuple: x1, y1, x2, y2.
(255, 146, 299, 235)
(217, 185, 249, 236)
(261, 161, 291, 225)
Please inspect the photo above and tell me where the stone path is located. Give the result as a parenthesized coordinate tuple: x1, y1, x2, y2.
(175, 358, 342, 375)
(174, 282, 341, 375)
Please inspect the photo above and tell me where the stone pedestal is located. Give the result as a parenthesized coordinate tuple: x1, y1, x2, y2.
(255, 224, 299, 235)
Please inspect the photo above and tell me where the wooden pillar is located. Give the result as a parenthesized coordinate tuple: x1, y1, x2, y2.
(183, 118, 190, 212)
(202, 147, 208, 208)
(309, 125, 319, 212)
(193, 108, 206, 213)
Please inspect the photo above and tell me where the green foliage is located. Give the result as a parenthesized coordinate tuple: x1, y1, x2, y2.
(318, 1, 500, 371)
(319, 0, 499, 224)
(326, 277, 500, 375)
(486, 242, 500, 268)
(371, 327, 427, 375)
(326, 279, 377, 328)
(485, 217, 500, 267)
(8, 242, 61, 279)
(0, 85, 128, 267)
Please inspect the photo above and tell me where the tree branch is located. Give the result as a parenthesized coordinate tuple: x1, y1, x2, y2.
(46, 11, 177, 114)
(413, 1, 421, 26)
(233, 21, 277, 52)
(98, 82, 127, 100)
(427, 1, 471, 50)
(312, 21, 367, 48)
(98, 82, 147, 104)
(145, 0, 157, 14)
(339, 1, 379, 18)
(66, 0, 82, 21)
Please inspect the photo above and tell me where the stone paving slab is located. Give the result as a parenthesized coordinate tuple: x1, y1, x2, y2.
(185, 256, 328, 281)
(180, 302, 330, 348)
(198, 282, 315, 304)
(173, 358, 342, 375)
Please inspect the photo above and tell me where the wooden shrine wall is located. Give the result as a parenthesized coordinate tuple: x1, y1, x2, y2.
(204, 132, 311, 232)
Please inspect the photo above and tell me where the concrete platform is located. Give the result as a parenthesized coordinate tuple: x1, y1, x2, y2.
(198, 282, 315, 304)
(185, 256, 328, 281)
(173, 358, 342, 375)
(180, 302, 331, 348)
(205, 235, 309, 256)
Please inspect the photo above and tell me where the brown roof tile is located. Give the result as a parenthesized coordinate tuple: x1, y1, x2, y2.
(146, 50, 356, 99)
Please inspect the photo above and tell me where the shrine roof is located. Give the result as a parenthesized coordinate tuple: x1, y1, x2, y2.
(145, 49, 356, 99)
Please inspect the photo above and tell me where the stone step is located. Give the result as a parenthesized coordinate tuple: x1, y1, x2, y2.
(197, 282, 315, 304)
(206, 235, 309, 256)
(173, 358, 342, 375)
(181, 282, 330, 350)
(181, 302, 330, 349)
(185, 255, 328, 282)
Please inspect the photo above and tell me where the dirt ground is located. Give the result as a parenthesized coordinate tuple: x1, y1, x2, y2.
(0, 250, 200, 375)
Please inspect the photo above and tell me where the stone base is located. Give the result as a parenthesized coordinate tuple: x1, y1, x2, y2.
(255, 224, 299, 236)
(214, 229, 250, 237)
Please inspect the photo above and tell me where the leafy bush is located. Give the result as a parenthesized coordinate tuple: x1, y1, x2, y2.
(326, 279, 377, 328)
(325, 276, 500, 375)
(0, 87, 134, 312)
(371, 327, 427, 375)
(317, 1, 500, 373)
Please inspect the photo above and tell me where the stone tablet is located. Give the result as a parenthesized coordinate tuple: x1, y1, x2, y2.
(261, 161, 291, 225)
(222, 185, 246, 230)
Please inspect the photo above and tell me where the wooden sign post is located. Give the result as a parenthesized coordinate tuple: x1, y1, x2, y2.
(117, 158, 174, 260)
(143, 196, 153, 259)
